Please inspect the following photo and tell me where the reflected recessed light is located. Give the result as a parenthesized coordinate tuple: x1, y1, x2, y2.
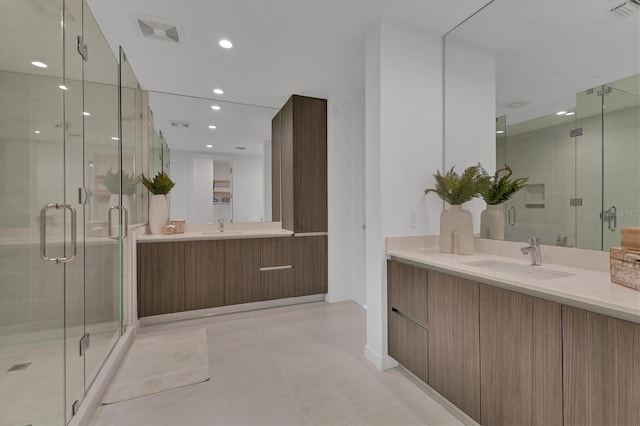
(235, 146, 246, 150)
(208, 125, 217, 129)
(82, 111, 91, 116)
(111, 137, 119, 141)
(218, 39, 233, 49)
(211, 105, 221, 111)
(496, 130, 505, 134)
(31, 61, 47, 68)
(213, 88, 224, 95)
(565, 112, 575, 116)
(556, 111, 567, 116)
(59, 85, 68, 90)
(206, 144, 213, 148)
(88, 161, 94, 167)
(34, 130, 40, 134)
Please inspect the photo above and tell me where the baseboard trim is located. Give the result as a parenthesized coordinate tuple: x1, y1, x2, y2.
(69, 327, 135, 426)
(364, 345, 398, 370)
(139, 294, 326, 326)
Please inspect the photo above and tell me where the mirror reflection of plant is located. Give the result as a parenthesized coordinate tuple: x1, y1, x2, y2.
(424, 165, 483, 205)
(141, 171, 175, 195)
(478, 165, 528, 205)
(97, 167, 139, 195)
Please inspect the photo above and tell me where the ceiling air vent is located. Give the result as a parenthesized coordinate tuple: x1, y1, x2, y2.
(136, 17, 180, 43)
(170, 121, 190, 128)
(610, 0, 640, 17)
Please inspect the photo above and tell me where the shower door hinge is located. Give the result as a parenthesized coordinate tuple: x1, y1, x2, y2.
(597, 86, 612, 96)
(569, 198, 583, 206)
(79, 332, 90, 356)
(72, 400, 80, 416)
(570, 128, 583, 137)
(78, 187, 89, 205)
(77, 35, 88, 61)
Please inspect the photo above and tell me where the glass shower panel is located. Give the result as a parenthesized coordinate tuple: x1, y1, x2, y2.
(602, 75, 640, 251)
(0, 1, 66, 425)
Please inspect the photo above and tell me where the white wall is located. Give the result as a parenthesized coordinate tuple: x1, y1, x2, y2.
(364, 20, 445, 369)
(444, 39, 496, 232)
(191, 158, 214, 223)
(232, 155, 265, 222)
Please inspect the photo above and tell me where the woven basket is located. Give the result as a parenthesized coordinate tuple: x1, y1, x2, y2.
(621, 227, 640, 250)
(610, 247, 640, 291)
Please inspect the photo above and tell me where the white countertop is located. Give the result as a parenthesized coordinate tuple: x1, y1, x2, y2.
(387, 247, 640, 325)
(136, 228, 294, 243)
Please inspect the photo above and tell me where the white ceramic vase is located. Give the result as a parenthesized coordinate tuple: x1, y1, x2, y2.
(480, 204, 505, 240)
(439, 204, 474, 255)
(149, 194, 169, 235)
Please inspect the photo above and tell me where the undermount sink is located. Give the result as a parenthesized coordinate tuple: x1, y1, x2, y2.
(462, 260, 574, 281)
(201, 231, 243, 235)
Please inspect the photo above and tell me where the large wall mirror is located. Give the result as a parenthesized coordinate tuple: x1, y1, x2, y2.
(146, 92, 278, 224)
(445, 0, 640, 251)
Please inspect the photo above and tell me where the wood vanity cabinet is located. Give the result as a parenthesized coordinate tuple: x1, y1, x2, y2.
(293, 235, 328, 297)
(276, 95, 327, 233)
(224, 239, 261, 305)
(137, 242, 185, 316)
(428, 271, 481, 423)
(479, 284, 563, 426)
(260, 236, 294, 300)
(184, 240, 225, 310)
(386, 260, 428, 382)
(563, 306, 640, 425)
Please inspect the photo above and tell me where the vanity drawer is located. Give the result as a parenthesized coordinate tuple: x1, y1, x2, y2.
(260, 236, 294, 267)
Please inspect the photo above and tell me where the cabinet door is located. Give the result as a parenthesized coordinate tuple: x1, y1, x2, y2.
(184, 240, 225, 310)
(137, 242, 185, 317)
(563, 306, 640, 425)
(387, 260, 428, 324)
(388, 308, 428, 382)
(480, 284, 562, 426)
(224, 239, 260, 305)
(293, 235, 327, 296)
(428, 271, 481, 423)
(271, 110, 282, 222)
(260, 237, 294, 300)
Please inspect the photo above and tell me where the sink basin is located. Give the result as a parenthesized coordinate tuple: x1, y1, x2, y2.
(201, 231, 243, 235)
(462, 260, 574, 281)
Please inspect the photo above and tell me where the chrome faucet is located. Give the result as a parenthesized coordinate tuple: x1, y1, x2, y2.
(218, 219, 224, 232)
(521, 236, 542, 266)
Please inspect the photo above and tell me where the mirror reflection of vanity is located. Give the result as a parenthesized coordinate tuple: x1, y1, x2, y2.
(146, 91, 278, 224)
(444, 0, 640, 252)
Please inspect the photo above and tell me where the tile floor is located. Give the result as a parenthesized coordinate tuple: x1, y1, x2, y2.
(90, 301, 465, 426)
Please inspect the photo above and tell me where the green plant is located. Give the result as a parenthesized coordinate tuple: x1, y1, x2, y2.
(424, 165, 483, 205)
(97, 168, 138, 195)
(141, 171, 175, 195)
(478, 165, 528, 205)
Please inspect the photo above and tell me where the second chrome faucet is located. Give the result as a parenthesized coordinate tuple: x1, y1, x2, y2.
(521, 236, 542, 266)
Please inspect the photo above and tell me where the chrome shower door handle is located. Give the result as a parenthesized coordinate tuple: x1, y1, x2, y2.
(508, 206, 516, 226)
(108, 205, 129, 240)
(610, 206, 617, 231)
(40, 203, 77, 264)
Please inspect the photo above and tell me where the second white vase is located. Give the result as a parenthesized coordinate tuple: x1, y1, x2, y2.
(149, 194, 169, 235)
(439, 204, 474, 255)
(480, 204, 505, 240)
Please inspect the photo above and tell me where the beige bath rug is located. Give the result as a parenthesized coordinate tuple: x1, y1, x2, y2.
(102, 328, 209, 404)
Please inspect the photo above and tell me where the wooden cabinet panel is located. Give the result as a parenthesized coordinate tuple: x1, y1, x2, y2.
(260, 269, 294, 301)
(271, 110, 282, 222)
(184, 240, 225, 311)
(428, 271, 481, 423)
(224, 239, 260, 305)
(388, 309, 428, 382)
(387, 260, 428, 324)
(280, 98, 294, 231)
(293, 235, 327, 296)
(137, 242, 185, 317)
(563, 306, 640, 426)
(480, 284, 562, 426)
(260, 237, 293, 267)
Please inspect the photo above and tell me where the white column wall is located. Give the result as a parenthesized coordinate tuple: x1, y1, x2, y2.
(364, 20, 444, 369)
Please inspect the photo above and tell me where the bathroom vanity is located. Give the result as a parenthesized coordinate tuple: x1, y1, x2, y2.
(386, 240, 640, 426)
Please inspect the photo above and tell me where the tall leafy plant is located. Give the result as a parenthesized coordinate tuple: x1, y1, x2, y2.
(478, 165, 528, 205)
(97, 168, 138, 195)
(141, 171, 175, 195)
(424, 165, 483, 205)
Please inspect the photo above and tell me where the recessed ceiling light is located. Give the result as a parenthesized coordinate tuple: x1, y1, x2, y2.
(31, 61, 47, 68)
(213, 88, 224, 95)
(235, 146, 246, 150)
(88, 161, 95, 167)
(208, 125, 217, 129)
(218, 39, 233, 49)
(59, 85, 68, 90)
(206, 144, 213, 148)
(82, 111, 91, 116)
(496, 130, 505, 134)
(556, 111, 567, 116)
(34, 130, 40, 134)
(111, 137, 119, 141)
(565, 112, 575, 116)
(211, 105, 221, 111)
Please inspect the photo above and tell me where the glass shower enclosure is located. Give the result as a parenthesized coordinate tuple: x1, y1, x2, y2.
(0, 0, 140, 424)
